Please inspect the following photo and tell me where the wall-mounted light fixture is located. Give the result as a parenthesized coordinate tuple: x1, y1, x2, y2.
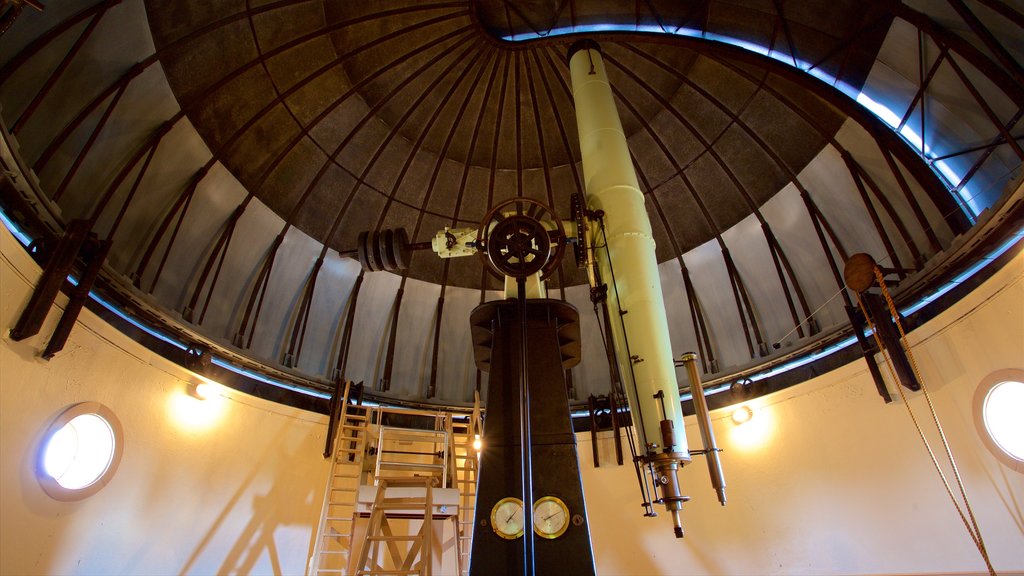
(184, 346, 212, 374)
(728, 404, 773, 451)
(190, 381, 215, 400)
(472, 434, 482, 452)
(731, 406, 754, 425)
(171, 378, 226, 432)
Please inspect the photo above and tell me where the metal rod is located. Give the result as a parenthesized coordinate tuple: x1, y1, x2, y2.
(196, 208, 243, 325)
(764, 227, 804, 338)
(849, 156, 923, 268)
(33, 61, 153, 174)
(107, 137, 161, 241)
(944, 54, 1024, 160)
(609, 389, 624, 465)
(918, 29, 927, 158)
(800, 191, 853, 301)
(52, 82, 128, 203)
(879, 146, 943, 253)
(681, 265, 714, 373)
(0, 0, 121, 85)
(85, 120, 173, 229)
(427, 296, 444, 398)
(11, 9, 107, 134)
(974, 0, 1024, 28)
(842, 151, 904, 275)
(893, 4, 1024, 128)
(517, 276, 534, 576)
(135, 166, 206, 291)
(946, 0, 1024, 88)
(722, 249, 756, 358)
(681, 353, 727, 506)
(232, 233, 282, 347)
(588, 395, 601, 467)
(380, 286, 405, 392)
(336, 272, 364, 381)
(931, 126, 1024, 161)
(954, 111, 1022, 196)
(284, 257, 323, 365)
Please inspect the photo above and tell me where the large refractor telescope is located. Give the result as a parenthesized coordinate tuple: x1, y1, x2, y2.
(569, 39, 723, 538)
(351, 39, 726, 549)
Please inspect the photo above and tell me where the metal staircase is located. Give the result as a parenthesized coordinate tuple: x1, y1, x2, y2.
(309, 386, 483, 576)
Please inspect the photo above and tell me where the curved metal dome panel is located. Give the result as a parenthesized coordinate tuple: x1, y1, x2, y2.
(1, 0, 1019, 408)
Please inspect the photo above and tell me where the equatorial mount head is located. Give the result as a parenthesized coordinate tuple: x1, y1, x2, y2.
(476, 197, 566, 280)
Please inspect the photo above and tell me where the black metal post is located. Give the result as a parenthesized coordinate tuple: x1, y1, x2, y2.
(517, 276, 534, 576)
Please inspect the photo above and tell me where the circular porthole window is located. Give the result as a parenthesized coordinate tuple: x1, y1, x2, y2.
(974, 370, 1024, 473)
(37, 402, 123, 500)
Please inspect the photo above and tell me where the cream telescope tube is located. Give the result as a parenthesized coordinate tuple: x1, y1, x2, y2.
(569, 40, 691, 536)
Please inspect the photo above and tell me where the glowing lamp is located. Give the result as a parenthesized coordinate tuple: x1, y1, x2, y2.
(191, 381, 215, 400)
(731, 406, 754, 425)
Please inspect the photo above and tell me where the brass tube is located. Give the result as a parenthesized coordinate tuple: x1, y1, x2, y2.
(681, 352, 727, 506)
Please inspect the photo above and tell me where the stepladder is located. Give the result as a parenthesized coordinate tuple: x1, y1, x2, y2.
(352, 476, 453, 576)
(309, 395, 477, 576)
(354, 424, 460, 575)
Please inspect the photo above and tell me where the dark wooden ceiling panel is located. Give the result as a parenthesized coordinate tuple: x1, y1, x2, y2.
(141, 0, 878, 291)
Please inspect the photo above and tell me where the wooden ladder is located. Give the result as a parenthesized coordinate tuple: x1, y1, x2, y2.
(308, 382, 370, 575)
(450, 393, 482, 576)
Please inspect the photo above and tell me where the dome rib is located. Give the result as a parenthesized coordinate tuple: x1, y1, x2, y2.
(282, 26, 478, 253)
(1, 0, 1018, 408)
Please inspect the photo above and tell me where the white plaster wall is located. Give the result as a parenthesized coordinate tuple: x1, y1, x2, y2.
(2, 215, 1023, 576)
(1, 227, 331, 575)
(582, 248, 1024, 575)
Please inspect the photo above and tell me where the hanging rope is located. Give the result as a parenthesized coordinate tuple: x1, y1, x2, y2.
(854, 266, 996, 576)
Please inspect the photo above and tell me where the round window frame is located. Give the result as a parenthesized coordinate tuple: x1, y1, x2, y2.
(973, 369, 1024, 474)
(37, 402, 124, 500)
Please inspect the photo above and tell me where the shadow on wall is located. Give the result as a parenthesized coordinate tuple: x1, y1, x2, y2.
(989, 463, 1024, 538)
(178, 425, 319, 576)
(17, 405, 78, 575)
(973, 393, 1024, 538)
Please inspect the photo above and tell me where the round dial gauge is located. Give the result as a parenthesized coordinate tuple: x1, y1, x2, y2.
(490, 497, 525, 540)
(533, 496, 570, 539)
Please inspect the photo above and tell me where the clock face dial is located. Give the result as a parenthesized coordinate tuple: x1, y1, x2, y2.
(533, 496, 570, 539)
(490, 497, 525, 540)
